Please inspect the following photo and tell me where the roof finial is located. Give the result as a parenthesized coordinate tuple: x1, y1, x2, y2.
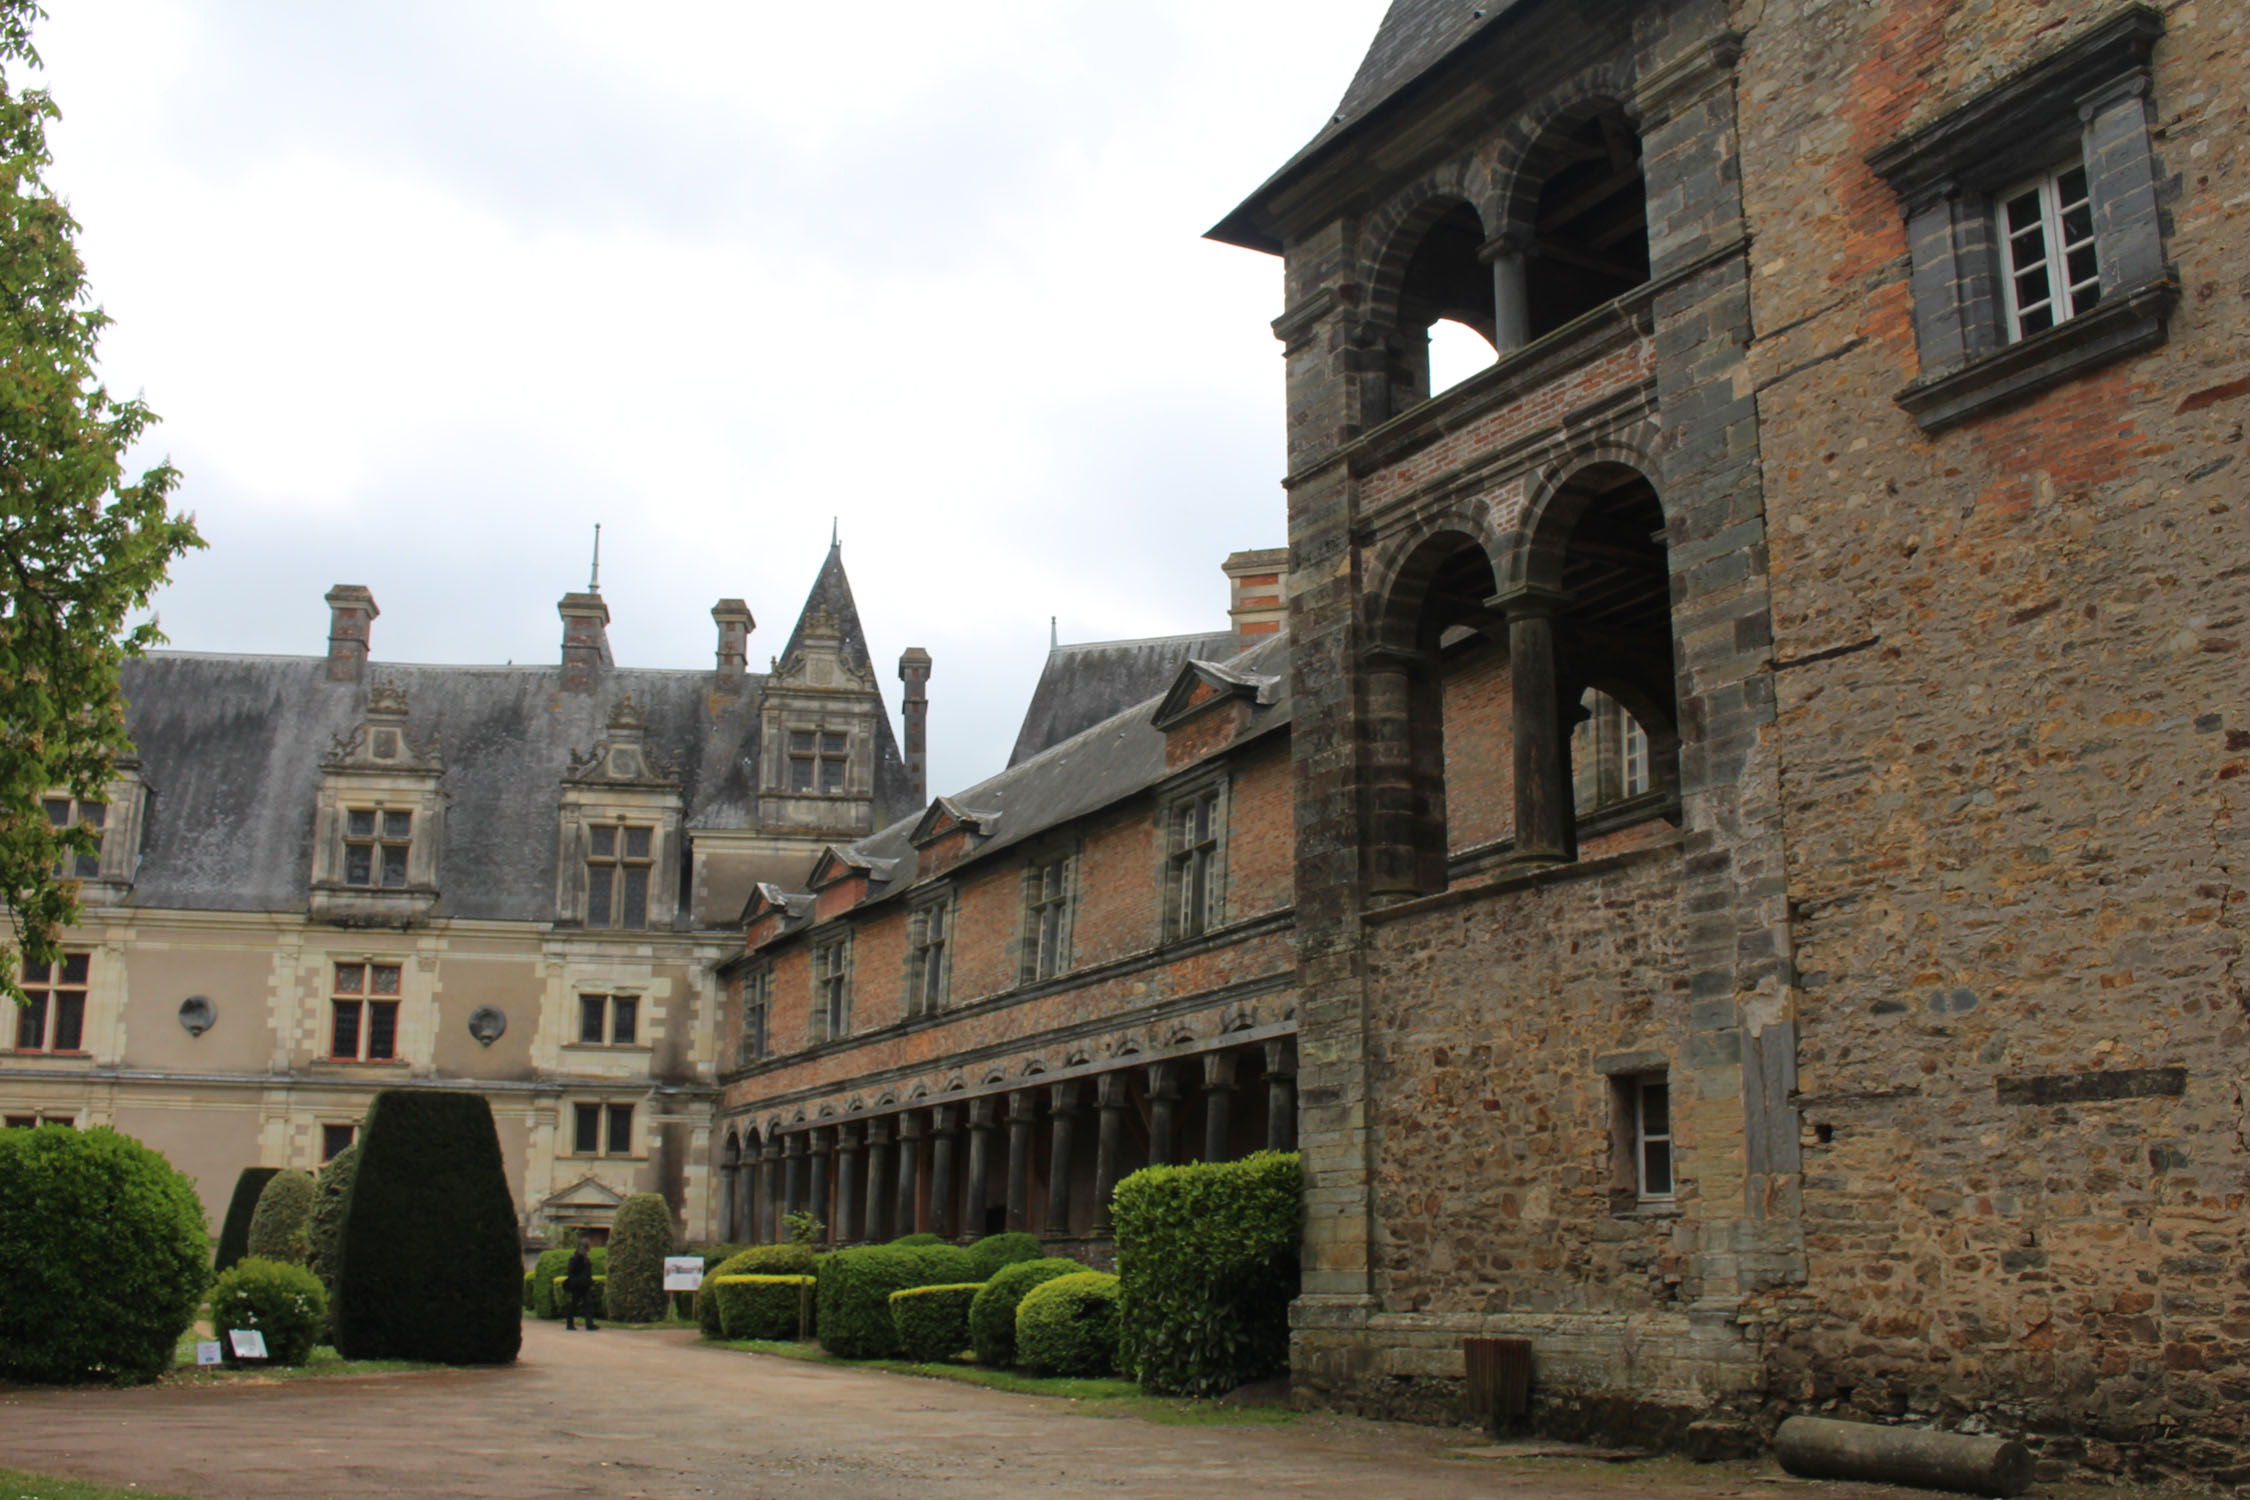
(589, 523, 603, 594)
(831, 516, 839, 548)
(1050, 615, 1058, 651)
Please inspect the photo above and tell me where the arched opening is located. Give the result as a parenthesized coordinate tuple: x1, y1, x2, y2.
(1525, 107, 1650, 338)
(1377, 200, 1498, 420)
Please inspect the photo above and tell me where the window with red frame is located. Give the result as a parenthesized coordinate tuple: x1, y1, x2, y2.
(330, 961, 401, 1061)
(14, 953, 89, 1053)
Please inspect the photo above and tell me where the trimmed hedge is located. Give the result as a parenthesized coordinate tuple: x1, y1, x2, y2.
(969, 1257, 1084, 1367)
(1113, 1151, 1301, 1396)
(712, 1274, 817, 1341)
(817, 1243, 979, 1358)
(306, 1144, 361, 1335)
(214, 1166, 280, 1275)
(890, 1282, 980, 1363)
(964, 1231, 1043, 1280)
(604, 1193, 674, 1323)
(246, 1169, 314, 1263)
(890, 1232, 945, 1247)
(523, 1272, 535, 1311)
(695, 1243, 816, 1337)
(551, 1273, 606, 1311)
(1016, 1271, 1120, 1376)
(0, 1126, 208, 1383)
(331, 1089, 523, 1364)
(531, 1245, 607, 1320)
(209, 1257, 326, 1367)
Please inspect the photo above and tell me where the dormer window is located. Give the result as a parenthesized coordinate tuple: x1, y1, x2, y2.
(42, 794, 104, 879)
(788, 730, 848, 794)
(587, 822, 654, 929)
(344, 809, 413, 888)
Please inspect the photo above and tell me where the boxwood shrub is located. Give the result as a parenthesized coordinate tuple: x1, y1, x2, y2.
(532, 1245, 607, 1319)
(890, 1282, 980, 1363)
(0, 1125, 208, 1383)
(1113, 1151, 1301, 1396)
(552, 1273, 606, 1311)
(672, 1242, 748, 1319)
(213, 1166, 280, 1275)
(603, 1193, 674, 1323)
(245, 1169, 314, 1263)
(331, 1088, 523, 1364)
(209, 1257, 326, 1367)
(694, 1243, 816, 1337)
(968, 1257, 1084, 1367)
(817, 1243, 979, 1358)
(523, 1272, 535, 1312)
(712, 1274, 817, 1340)
(889, 1232, 944, 1247)
(1015, 1271, 1120, 1377)
(964, 1230, 1043, 1280)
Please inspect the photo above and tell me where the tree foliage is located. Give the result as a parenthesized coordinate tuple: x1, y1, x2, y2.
(0, 0, 202, 1003)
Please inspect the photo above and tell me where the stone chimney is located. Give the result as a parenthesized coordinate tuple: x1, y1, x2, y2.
(898, 647, 932, 808)
(324, 585, 379, 683)
(558, 591, 612, 692)
(1223, 549, 1289, 644)
(712, 599, 755, 684)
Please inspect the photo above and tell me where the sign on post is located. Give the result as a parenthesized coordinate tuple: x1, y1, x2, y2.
(195, 1340, 223, 1366)
(227, 1329, 268, 1360)
(662, 1256, 705, 1292)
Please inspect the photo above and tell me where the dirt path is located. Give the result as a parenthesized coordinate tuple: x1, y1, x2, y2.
(0, 1321, 1887, 1500)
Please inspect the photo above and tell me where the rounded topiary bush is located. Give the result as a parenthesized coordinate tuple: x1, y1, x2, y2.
(604, 1194, 675, 1323)
(213, 1166, 280, 1275)
(246, 1169, 314, 1263)
(208, 1257, 326, 1368)
(306, 1145, 360, 1291)
(890, 1232, 944, 1247)
(969, 1257, 1084, 1367)
(817, 1243, 979, 1358)
(695, 1242, 817, 1337)
(712, 1274, 817, 1340)
(331, 1088, 523, 1365)
(1015, 1271, 1120, 1377)
(890, 1282, 981, 1363)
(965, 1230, 1043, 1280)
(0, 1125, 208, 1383)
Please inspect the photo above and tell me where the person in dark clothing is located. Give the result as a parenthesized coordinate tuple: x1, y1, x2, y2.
(563, 1234, 599, 1331)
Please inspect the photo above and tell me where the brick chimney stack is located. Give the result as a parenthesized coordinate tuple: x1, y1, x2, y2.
(1223, 548, 1289, 645)
(898, 647, 932, 808)
(558, 592, 612, 692)
(324, 584, 379, 683)
(712, 599, 755, 683)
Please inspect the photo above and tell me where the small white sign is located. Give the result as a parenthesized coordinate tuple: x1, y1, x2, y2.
(195, 1341, 223, 1366)
(662, 1256, 704, 1292)
(227, 1328, 268, 1360)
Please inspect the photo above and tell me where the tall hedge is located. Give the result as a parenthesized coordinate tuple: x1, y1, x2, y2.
(331, 1089, 523, 1364)
(245, 1169, 315, 1263)
(214, 1166, 280, 1274)
(816, 1243, 979, 1358)
(306, 1144, 361, 1333)
(1113, 1151, 1301, 1396)
(604, 1193, 675, 1323)
(0, 1126, 208, 1383)
(969, 1257, 1084, 1367)
(695, 1242, 816, 1337)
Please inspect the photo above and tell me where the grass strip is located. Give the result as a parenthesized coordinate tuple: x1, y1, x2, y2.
(0, 1468, 201, 1500)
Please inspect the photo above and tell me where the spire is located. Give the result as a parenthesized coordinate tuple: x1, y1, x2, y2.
(589, 522, 603, 593)
(774, 541, 875, 681)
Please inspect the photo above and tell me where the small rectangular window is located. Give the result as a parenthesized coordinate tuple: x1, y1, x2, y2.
(322, 1123, 357, 1162)
(344, 807, 412, 890)
(44, 794, 106, 880)
(606, 1103, 634, 1156)
(1165, 790, 1223, 941)
(574, 1102, 602, 1155)
(585, 821, 656, 929)
(1635, 1077, 1673, 1201)
(579, 994, 606, 1045)
(908, 900, 950, 1017)
(1024, 857, 1071, 982)
(2001, 164, 2101, 341)
(330, 961, 402, 1062)
(610, 995, 638, 1046)
(737, 971, 770, 1065)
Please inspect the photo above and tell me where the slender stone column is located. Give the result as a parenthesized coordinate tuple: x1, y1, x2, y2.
(862, 1116, 892, 1244)
(746, 1135, 768, 1244)
(1146, 1061, 1180, 1167)
(835, 1121, 862, 1244)
(1092, 1073, 1128, 1236)
(1202, 1052, 1239, 1163)
(809, 1127, 834, 1236)
(722, 1139, 741, 1242)
(894, 1112, 924, 1237)
(1362, 646, 1425, 902)
(783, 1132, 807, 1220)
(930, 1103, 960, 1241)
(1006, 1090, 1036, 1232)
(1491, 584, 1575, 861)
(1044, 1081, 1080, 1236)
(964, 1097, 996, 1241)
(1481, 231, 1531, 354)
(1264, 1037, 1298, 1152)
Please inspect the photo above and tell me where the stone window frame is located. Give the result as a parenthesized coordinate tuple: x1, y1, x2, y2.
(735, 965, 771, 1066)
(1869, 5, 2173, 433)
(341, 806, 415, 890)
(320, 1122, 358, 1163)
(1155, 768, 1232, 944)
(570, 1099, 637, 1158)
(1015, 844, 1079, 986)
(328, 958, 406, 1064)
(1598, 1050, 1676, 1214)
(11, 950, 91, 1055)
(785, 726, 854, 796)
(571, 991, 645, 1050)
(554, 791, 684, 933)
(809, 931, 854, 1044)
(902, 888, 954, 1019)
(584, 819, 657, 930)
(39, 790, 107, 882)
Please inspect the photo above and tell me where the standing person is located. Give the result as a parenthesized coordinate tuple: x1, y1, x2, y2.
(563, 1234, 599, 1331)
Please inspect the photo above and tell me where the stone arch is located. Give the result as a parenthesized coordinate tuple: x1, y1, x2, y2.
(1020, 1058, 1047, 1078)
(1354, 164, 1509, 423)
(1501, 427, 1667, 595)
(1365, 504, 1512, 656)
(1488, 80, 1652, 341)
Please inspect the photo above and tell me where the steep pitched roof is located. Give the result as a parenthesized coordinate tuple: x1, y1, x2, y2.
(770, 543, 917, 823)
(1007, 630, 1242, 767)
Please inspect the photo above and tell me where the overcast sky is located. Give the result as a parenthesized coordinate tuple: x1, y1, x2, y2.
(36, 0, 1398, 800)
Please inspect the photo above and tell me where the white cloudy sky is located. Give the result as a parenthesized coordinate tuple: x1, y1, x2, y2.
(36, 0, 1398, 799)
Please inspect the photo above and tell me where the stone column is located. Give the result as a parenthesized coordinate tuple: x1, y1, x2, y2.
(1362, 646, 1426, 902)
(929, 1103, 960, 1241)
(722, 1138, 741, 1242)
(809, 1127, 833, 1237)
(746, 1134, 768, 1244)
(1146, 1061, 1180, 1167)
(783, 1132, 807, 1221)
(1481, 231, 1531, 354)
(964, 1097, 996, 1241)
(1202, 1052, 1238, 1163)
(862, 1116, 892, 1244)
(1044, 1081, 1080, 1236)
(894, 1111, 924, 1237)
(835, 1121, 862, 1244)
(1492, 585, 1575, 861)
(1264, 1037, 1298, 1152)
(1092, 1072, 1129, 1236)
(1006, 1090, 1036, 1232)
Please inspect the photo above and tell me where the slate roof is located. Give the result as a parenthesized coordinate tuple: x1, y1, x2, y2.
(1006, 630, 1242, 767)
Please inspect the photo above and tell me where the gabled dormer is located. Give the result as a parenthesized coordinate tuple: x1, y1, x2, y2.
(556, 694, 687, 932)
(908, 796, 1002, 880)
(755, 545, 898, 841)
(806, 844, 898, 920)
(1152, 659, 1282, 769)
(742, 882, 812, 950)
(310, 678, 444, 926)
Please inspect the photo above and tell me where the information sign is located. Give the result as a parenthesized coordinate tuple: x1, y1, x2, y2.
(195, 1341, 223, 1366)
(662, 1256, 704, 1291)
(227, 1328, 268, 1360)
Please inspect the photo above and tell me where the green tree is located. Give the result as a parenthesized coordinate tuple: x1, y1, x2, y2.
(0, 0, 202, 1004)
